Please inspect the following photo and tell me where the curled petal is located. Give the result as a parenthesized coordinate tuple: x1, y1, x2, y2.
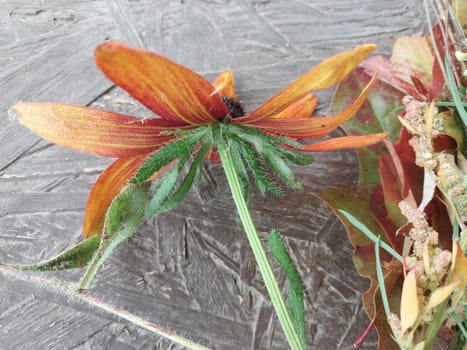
(250, 76, 376, 138)
(83, 156, 149, 237)
(212, 71, 237, 99)
(302, 133, 388, 152)
(246, 44, 377, 122)
(13, 102, 180, 157)
(268, 93, 318, 119)
(95, 42, 228, 125)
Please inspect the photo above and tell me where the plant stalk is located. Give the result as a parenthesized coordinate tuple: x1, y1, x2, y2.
(217, 139, 304, 350)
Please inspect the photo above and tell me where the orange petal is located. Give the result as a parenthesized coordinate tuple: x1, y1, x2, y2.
(302, 133, 387, 152)
(246, 44, 377, 122)
(212, 71, 237, 99)
(83, 156, 148, 237)
(268, 93, 318, 119)
(249, 75, 376, 138)
(13, 102, 181, 157)
(95, 42, 228, 125)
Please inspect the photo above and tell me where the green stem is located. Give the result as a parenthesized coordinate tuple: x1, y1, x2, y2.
(217, 138, 303, 350)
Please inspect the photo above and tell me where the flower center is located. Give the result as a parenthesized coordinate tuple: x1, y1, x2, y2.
(221, 96, 245, 118)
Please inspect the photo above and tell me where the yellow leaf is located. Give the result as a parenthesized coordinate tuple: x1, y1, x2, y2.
(452, 239, 467, 290)
(426, 280, 462, 311)
(413, 341, 425, 350)
(400, 270, 419, 333)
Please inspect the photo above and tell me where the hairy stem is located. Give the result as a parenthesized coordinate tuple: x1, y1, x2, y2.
(217, 138, 304, 350)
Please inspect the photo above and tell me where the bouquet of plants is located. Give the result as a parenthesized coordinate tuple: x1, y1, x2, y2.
(321, 2, 467, 348)
(2, 1, 466, 349)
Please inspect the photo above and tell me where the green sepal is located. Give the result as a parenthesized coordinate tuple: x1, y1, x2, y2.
(1, 236, 100, 271)
(79, 182, 150, 290)
(159, 140, 212, 213)
(269, 230, 307, 349)
(131, 127, 207, 184)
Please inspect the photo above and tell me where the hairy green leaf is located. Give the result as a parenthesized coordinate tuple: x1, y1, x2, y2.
(269, 230, 306, 349)
(79, 182, 150, 290)
(262, 149, 301, 190)
(227, 123, 302, 149)
(271, 145, 314, 166)
(2, 236, 101, 271)
(146, 154, 189, 218)
(160, 141, 212, 213)
(131, 129, 207, 184)
(233, 135, 283, 196)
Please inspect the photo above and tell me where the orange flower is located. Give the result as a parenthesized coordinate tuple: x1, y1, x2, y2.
(12, 42, 385, 237)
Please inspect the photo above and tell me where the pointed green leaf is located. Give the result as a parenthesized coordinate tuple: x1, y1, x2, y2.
(228, 123, 302, 149)
(262, 149, 301, 190)
(233, 135, 283, 196)
(160, 141, 211, 213)
(2, 236, 101, 271)
(146, 155, 189, 218)
(79, 182, 150, 290)
(271, 145, 314, 167)
(269, 230, 306, 349)
(131, 128, 207, 184)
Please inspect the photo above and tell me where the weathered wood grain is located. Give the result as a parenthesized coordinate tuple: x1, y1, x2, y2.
(0, 1, 426, 349)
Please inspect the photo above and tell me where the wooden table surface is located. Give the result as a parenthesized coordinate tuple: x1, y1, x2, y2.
(0, 1, 426, 349)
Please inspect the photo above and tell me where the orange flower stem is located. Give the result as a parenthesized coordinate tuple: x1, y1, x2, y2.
(217, 135, 303, 350)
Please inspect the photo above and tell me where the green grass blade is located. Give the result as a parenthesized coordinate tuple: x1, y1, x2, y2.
(423, 299, 449, 350)
(375, 236, 390, 317)
(450, 311, 467, 342)
(445, 56, 467, 126)
(338, 209, 403, 262)
(435, 102, 467, 108)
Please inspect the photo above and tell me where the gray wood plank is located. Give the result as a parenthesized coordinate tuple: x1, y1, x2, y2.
(0, 0, 427, 349)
